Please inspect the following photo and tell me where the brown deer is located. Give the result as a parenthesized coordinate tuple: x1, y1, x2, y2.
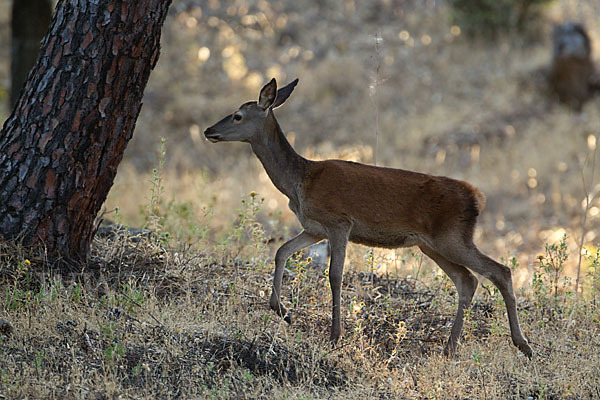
(204, 78, 532, 358)
(548, 22, 595, 110)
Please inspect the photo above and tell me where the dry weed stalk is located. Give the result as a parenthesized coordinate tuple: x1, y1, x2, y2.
(576, 133, 598, 293)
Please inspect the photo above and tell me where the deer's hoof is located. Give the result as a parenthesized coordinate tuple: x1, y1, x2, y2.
(443, 338, 458, 357)
(329, 330, 341, 345)
(269, 296, 287, 318)
(519, 341, 533, 359)
(443, 345, 456, 358)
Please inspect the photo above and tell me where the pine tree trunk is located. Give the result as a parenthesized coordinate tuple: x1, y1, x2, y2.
(0, 0, 173, 260)
(11, 0, 53, 108)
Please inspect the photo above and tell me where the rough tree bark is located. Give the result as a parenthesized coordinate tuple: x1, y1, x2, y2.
(0, 0, 173, 260)
(11, 0, 53, 108)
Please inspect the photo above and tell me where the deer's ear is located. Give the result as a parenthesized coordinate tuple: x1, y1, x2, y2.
(272, 78, 298, 109)
(258, 78, 277, 110)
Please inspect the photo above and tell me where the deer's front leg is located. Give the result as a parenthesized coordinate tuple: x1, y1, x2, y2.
(326, 224, 351, 343)
(270, 231, 321, 323)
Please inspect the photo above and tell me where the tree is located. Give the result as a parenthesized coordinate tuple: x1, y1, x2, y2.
(11, 0, 53, 108)
(0, 0, 173, 261)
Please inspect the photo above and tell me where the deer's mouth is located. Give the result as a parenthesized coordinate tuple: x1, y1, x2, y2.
(204, 128, 222, 143)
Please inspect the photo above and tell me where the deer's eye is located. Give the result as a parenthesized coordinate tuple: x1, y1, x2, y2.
(233, 114, 242, 122)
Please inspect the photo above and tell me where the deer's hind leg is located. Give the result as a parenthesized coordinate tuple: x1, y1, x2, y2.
(432, 239, 533, 358)
(419, 244, 479, 355)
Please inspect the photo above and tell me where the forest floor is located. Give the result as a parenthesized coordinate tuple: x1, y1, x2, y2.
(1, 220, 599, 398)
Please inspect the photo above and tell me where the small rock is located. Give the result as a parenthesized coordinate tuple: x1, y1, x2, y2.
(0, 318, 15, 337)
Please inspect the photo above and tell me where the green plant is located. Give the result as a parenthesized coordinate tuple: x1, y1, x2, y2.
(104, 341, 126, 363)
(241, 369, 255, 384)
(132, 363, 142, 377)
(286, 251, 311, 311)
(3, 273, 43, 312)
(532, 234, 570, 315)
(143, 137, 169, 244)
(164, 200, 211, 245)
(536, 382, 548, 400)
(4, 286, 26, 312)
(585, 246, 600, 306)
(218, 192, 268, 268)
(500, 255, 519, 271)
(14, 258, 31, 281)
(472, 348, 488, 399)
(461, 306, 475, 340)
(45, 277, 63, 303)
(100, 321, 115, 339)
(101, 282, 146, 314)
(447, 0, 552, 38)
(33, 350, 44, 374)
(0, 368, 10, 385)
(69, 282, 83, 304)
(119, 282, 146, 313)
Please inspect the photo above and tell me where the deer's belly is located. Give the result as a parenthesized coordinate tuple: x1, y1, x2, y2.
(349, 224, 423, 249)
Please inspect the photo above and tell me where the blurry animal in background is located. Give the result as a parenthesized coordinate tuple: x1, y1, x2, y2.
(548, 22, 598, 110)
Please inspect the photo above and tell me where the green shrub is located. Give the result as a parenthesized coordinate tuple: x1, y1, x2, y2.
(447, 0, 553, 38)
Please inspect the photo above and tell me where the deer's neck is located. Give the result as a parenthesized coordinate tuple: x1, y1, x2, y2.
(250, 113, 308, 204)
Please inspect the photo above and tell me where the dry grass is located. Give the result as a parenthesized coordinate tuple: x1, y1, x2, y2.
(2, 0, 600, 398)
(1, 218, 599, 398)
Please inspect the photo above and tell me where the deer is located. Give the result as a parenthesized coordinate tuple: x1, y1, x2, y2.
(548, 22, 597, 110)
(204, 78, 533, 358)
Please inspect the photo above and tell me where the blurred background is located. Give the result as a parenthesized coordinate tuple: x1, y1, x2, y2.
(0, 0, 599, 286)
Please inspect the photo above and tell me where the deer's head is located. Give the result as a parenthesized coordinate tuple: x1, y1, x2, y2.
(204, 78, 298, 143)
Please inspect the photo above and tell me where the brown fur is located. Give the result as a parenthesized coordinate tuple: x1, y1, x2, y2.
(303, 160, 484, 247)
(549, 58, 594, 108)
(548, 22, 595, 110)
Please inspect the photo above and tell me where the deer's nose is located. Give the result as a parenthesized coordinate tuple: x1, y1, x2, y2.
(204, 127, 221, 143)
